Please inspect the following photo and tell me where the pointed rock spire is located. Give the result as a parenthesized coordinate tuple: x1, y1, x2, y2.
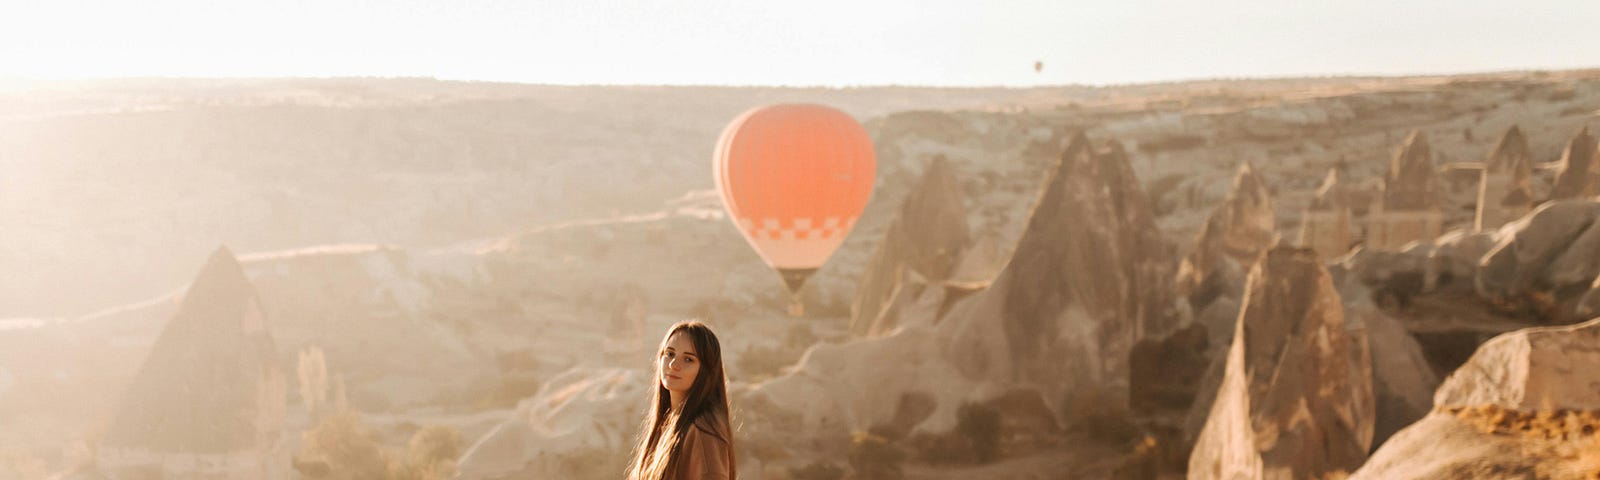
(1476, 125, 1536, 231)
(936, 131, 1178, 399)
(1300, 168, 1354, 260)
(1177, 162, 1276, 307)
(1550, 125, 1597, 200)
(893, 155, 971, 280)
(100, 246, 281, 460)
(1188, 246, 1375, 479)
(850, 155, 971, 336)
(1309, 168, 1347, 211)
(1487, 125, 1534, 173)
(1383, 130, 1439, 211)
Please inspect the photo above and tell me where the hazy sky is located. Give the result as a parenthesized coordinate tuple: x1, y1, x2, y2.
(2, 0, 1596, 86)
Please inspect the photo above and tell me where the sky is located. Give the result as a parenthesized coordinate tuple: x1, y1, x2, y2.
(1, 0, 1597, 87)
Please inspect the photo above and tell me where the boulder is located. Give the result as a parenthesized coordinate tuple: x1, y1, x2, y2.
(1475, 200, 1600, 317)
(1341, 246, 1430, 308)
(1427, 229, 1498, 292)
(456, 368, 648, 480)
(1351, 318, 1600, 480)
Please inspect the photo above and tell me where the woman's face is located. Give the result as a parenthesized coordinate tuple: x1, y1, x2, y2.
(659, 331, 700, 394)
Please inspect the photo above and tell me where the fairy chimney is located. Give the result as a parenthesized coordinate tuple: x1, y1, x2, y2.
(1367, 131, 1443, 250)
(1299, 168, 1354, 260)
(1475, 125, 1535, 231)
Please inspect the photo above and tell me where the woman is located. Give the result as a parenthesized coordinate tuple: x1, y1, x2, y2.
(628, 320, 736, 480)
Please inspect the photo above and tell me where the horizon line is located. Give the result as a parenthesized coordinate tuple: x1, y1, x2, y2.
(4, 66, 1599, 91)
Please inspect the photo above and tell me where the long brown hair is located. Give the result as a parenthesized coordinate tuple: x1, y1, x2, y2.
(627, 320, 734, 480)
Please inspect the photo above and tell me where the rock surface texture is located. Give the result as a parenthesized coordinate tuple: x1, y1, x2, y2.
(1188, 246, 1375, 480)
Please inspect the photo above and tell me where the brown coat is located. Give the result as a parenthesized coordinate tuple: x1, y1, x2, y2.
(675, 412, 735, 480)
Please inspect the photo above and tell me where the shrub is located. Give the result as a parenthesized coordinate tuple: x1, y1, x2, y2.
(296, 412, 388, 479)
(789, 460, 846, 480)
(906, 431, 973, 465)
(1063, 389, 1140, 445)
(295, 412, 465, 480)
(956, 402, 1002, 463)
(390, 425, 464, 480)
(847, 431, 904, 480)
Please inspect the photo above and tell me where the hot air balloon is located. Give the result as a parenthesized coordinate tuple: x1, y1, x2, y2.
(714, 104, 876, 316)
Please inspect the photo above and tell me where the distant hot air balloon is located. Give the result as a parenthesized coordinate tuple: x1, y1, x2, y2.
(1034, 61, 1043, 73)
(714, 104, 876, 316)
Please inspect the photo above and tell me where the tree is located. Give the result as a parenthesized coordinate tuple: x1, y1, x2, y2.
(296, 412, 387, 480)
(389, 426, 464, 480)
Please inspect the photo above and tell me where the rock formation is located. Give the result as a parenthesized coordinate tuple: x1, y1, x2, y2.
(1426, 228, 1500, 293)
(1476, 125, 1536, 232)
(1549, 126, 1598, 200)
(97, 247, 286, 480)
(460, 131, 1183, 477)
(744, 131, 1179, 455)
(1299, 168, 1355, 260)
(604, 283, 649, 352)
(1188, 246, 1375, 480)
(1367, 131, 1443, 250)
(456, 368, 649, 480)
(980, 133, 1180, 388)
(850, 155, 971, 337)
(1475, 200, 1600, 322)
(1177, 163, 1276, 309)
(1334, 274, 1440, 448)
(240, 245, 483, 409)
(1351, 318, 1600, 480)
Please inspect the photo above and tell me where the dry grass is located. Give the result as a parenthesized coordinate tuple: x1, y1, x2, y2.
(1445, 405, 1600, 441)
(1444, 404, 1600, 479)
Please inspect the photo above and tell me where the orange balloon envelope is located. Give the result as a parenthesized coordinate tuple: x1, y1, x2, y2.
(714, 104, 876, 302)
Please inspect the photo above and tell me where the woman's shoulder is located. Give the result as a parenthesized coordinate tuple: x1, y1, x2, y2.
(690, 408, 732, 444)
(681, 409, 734, 479)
